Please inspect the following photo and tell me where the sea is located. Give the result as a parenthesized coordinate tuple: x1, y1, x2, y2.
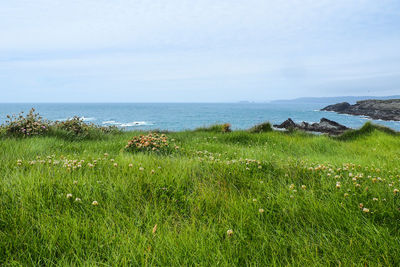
(0, 102, 399, 131)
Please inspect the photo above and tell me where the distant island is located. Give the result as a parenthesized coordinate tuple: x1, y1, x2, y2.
(321, 99, 400, 121)
(270, 95, 400, 105)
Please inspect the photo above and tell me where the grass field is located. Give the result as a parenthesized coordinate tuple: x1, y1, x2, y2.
(1, 126, 400, 265)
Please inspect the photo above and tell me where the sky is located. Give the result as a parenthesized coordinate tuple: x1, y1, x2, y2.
(0, 0, 399, 102)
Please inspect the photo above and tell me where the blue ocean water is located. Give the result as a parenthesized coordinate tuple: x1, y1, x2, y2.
(0, 103, 399, 131)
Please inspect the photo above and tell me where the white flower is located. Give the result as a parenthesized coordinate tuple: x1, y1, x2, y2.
(92, 201, 99, 206)
(259, 208, 264, 213)
(75, 198, 81, 202)
(227, 229, 233, 236)
(66, 193, 73, 199)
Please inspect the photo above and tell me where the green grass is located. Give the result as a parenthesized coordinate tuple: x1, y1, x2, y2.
(1, 126, 400, 265)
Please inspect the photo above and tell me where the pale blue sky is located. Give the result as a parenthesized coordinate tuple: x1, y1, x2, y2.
(0, 0, 399, 102)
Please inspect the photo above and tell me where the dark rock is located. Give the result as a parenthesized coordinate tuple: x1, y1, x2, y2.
(322, 102, 351, 112)
(321, 99, 400, 121)
(274, 118, 296, 129)
(274, 118, 349, 135)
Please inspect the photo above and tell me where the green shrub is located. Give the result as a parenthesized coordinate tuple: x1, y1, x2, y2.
(52, 117, 121, 140)
(1, 108, 50, 137)
(336, 122, 398, 140)
(195, 123, 232, 133)
(248, 122, 273, 133)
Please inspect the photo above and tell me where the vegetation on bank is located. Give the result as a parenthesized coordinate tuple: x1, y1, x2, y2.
(0, 108, 121, 140)
(1, 110, 400, 265)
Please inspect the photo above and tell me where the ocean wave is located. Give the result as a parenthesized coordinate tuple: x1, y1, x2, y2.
(81, 117, 95, 121)
(102, 121, 153, 127)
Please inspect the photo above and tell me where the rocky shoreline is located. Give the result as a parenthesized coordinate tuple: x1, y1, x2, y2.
(273, 118, 349, 135)
(321, 99, 400, 121)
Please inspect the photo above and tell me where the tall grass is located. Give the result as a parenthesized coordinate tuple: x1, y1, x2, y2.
(0, 124, 400, 265)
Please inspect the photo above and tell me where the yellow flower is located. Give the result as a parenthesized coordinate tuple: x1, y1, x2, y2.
(301, 185, 306, 190)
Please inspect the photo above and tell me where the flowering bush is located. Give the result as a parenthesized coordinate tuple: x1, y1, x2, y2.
(53, 116, 120, 139)
(125, 133, 172, 153)
(1, 109, 121, 139)
(55, 116, 91, 135)
(2, 108, 49, 137)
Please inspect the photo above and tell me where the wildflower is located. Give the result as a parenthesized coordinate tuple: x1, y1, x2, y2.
(344, 193, 349, 197)
(73, 180, 78, 185)
(113, 163, 118, 167)
(128, 163, 133, 167)
(394, 188, 399, 194)
(75, 198, 81, 202)
(363, 208, 370, 213)
(66, 193, 73, 199)
(259, 208, 264, 213)
(92, 201, 99, 206)
(151, 169, 155, 174)
(252, 198, 257, 202)
(227, 229, 234, 236)
(104, 153, 109, 157)
(139, 167, 144, 171)
(289, 184, 295, 190)
(110, 159, 115, 162)
(359, 203, 364, 209)
(301, 185, 306, 190)
(290, 195, 294, 199)
(336, 182, 341, 189)
(373, 198, 378, 201)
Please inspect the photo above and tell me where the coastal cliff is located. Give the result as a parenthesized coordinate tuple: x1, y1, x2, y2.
(321, 99, 400, 121)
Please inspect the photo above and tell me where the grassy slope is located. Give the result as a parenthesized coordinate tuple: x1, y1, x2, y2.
(1, 130, 400, 265)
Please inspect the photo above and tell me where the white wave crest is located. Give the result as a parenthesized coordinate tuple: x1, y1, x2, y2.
(102, 121, 153, 127)
(80, 117, 95, 121)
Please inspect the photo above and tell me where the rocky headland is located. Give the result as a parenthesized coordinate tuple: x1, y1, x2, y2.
(321, 99, 400, 121)
(273, 118, 349, 135)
